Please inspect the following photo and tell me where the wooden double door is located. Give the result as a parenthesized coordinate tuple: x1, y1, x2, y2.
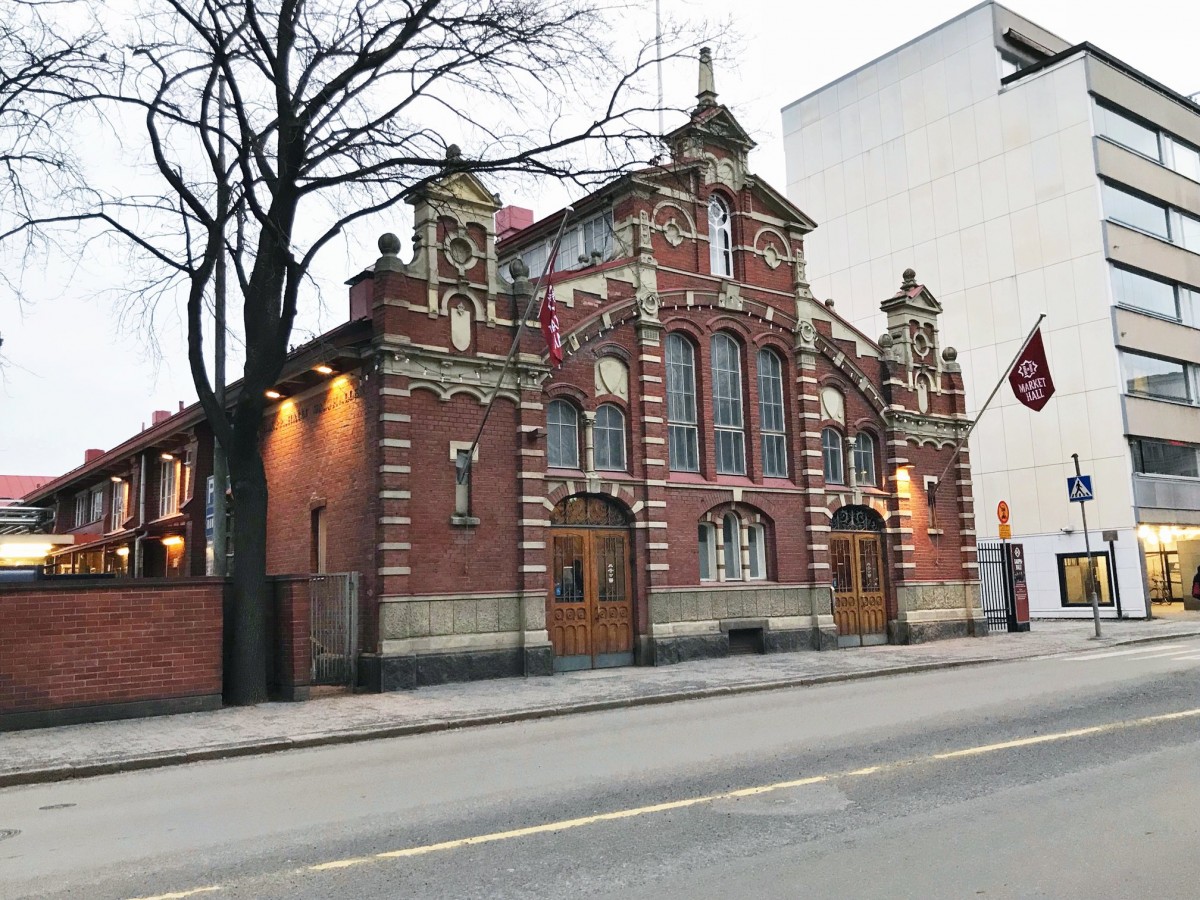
(831, 532, 888, 647)
(548, 528, 634, 671)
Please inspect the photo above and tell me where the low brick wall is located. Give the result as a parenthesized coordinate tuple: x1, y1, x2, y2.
(0, 578, 225, 730)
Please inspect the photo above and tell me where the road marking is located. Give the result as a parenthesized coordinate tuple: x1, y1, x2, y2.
(304, 706, 1200, 874)
(1063, 645, 1200, 662)
(132, 705, 1200, 897)
(311, 775, 833, 871)
(126, 888, 222, 900)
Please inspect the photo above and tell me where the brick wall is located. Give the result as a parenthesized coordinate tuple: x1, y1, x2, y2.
(260, 371, 377, 648)
(0, 579, 224, 729)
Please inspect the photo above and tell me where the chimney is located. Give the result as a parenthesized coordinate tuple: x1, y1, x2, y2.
(152, 409, 172, 425)
(178, 400, 185, 412)
(85, 448, 104, 464)
(496, 206, 534, 241)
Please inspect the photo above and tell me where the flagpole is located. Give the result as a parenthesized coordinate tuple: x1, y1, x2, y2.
(930, 313, 1047, 499)
(456, 206, 575, 485)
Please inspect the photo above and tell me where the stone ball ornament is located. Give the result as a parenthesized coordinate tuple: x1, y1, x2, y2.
(942, 346, 958, 363)
(378, 232, 401, 256)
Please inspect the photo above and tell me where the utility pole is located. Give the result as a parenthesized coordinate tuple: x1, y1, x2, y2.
(1072, 452, 1101, 638)
(212, 75, 229, 577)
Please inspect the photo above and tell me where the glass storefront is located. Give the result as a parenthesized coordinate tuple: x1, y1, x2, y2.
(1138, 524, 1200, 602)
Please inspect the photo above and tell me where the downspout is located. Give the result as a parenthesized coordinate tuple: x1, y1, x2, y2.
(133, 452, 148, 577)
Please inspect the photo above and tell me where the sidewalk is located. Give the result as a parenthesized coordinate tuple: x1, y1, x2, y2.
(4, 617, 1199, 788)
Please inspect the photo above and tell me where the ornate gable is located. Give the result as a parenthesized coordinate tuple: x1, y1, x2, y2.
(415, 168, 501, 215)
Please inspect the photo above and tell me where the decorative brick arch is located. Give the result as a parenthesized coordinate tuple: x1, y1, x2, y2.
(544, 483, 638, 513)
(814, 334, 889, 417)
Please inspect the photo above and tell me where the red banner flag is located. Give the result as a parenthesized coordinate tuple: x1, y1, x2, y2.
(1008, 327, 1055, 411)
(539, 284, 563, 366)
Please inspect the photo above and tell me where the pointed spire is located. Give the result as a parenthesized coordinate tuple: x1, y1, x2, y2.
(696, 46, 717, 108)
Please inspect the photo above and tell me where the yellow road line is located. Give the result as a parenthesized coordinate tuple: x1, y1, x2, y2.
(317, 705, 1200, 873)
(125, 887, 222, 900)
(133, 705, 1200, 897)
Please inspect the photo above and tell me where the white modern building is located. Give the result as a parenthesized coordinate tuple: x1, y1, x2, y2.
(782, 2, 1200, 619)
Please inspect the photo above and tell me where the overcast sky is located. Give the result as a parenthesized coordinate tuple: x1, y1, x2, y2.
(2, 0, 1197, 478)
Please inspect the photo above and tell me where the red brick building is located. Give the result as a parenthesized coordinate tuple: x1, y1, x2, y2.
(22, 53, 983, 689)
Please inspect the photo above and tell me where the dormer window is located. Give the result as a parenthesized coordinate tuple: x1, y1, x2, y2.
(708, 195, 732, 278)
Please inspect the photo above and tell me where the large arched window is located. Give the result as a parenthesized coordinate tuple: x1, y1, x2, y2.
(666, 333, 700, 472)
(708, 195, 733, 277)
(547, 399, 580, 469)
(822, 427, 845, 485)
(711, 333, 746, 475)
(757, 348, 787, 477)
(594, 404, 627, 471)
(853, 432, 877, 486)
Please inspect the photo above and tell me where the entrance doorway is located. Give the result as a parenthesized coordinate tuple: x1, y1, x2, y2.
(548, 495, 634, 671)
(830, 506, 888, 647)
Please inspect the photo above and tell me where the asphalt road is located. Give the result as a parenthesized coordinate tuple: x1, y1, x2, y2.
(2, 639, 1199, 900)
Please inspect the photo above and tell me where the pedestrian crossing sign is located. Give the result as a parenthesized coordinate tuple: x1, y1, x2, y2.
(1067, 475, 1094, 503)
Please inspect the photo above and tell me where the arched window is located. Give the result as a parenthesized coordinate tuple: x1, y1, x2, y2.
(699, 511, 772, 583)
(757, 348, 787, 477)
(711, 333, 746, 475)
(665, 333, 700, 472)
(722, 513, 742, 579)
(594, 404, 626, 471)
(853, 432, 877, 486)
(822, 427, 845, 484)
(708, 195, 732, 277)
(547, 399, 580, 469)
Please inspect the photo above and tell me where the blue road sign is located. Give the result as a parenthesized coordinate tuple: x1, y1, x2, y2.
(1068, 474, 1094, 503)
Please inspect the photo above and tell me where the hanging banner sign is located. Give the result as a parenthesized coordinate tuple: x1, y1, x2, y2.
(1008, 327, 1056, 412)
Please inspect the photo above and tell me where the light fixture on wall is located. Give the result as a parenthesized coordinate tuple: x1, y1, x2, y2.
(110, 475, 123, 483)
(161, 536, 184, 547)
(314, 364, 334, 375)
(265, 389, 283, 400)
(1061, 527, 1074, 534)
(115, 547, 130, 557)
(160, 452, 175, 461)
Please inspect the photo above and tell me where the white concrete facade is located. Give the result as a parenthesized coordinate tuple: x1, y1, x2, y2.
(783, 2, 1200, 619)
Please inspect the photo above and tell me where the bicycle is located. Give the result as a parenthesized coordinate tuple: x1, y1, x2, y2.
(1149, 576, 1174, 605)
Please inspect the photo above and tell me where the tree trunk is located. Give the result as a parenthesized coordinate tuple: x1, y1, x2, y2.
(224, 414, 270, 705)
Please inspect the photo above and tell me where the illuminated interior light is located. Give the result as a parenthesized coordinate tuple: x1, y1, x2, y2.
(0, 543, 53, 558)
(314, 364, 334, 375)
(115, 547, 130, 557)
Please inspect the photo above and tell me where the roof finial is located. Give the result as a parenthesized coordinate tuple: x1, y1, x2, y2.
(697, 46, 717, 107)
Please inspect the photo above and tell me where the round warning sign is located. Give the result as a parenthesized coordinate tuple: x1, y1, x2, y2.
(997, 501, 1010, 525)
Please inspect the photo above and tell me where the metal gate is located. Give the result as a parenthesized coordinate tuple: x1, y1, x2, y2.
(978, 543, 1016, 633)
(310, 572, 359, 686)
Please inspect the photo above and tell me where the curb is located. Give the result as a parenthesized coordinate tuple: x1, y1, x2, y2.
(4, 628, 1199, 790)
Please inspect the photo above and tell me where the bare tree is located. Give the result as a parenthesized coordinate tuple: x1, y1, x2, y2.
(6, 0, 702, 703)
(0, 2, 101, 336)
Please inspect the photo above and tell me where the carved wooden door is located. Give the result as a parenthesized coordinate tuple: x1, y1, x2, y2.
(831, 532, 888, 647)
(548, 528, 633, 671)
